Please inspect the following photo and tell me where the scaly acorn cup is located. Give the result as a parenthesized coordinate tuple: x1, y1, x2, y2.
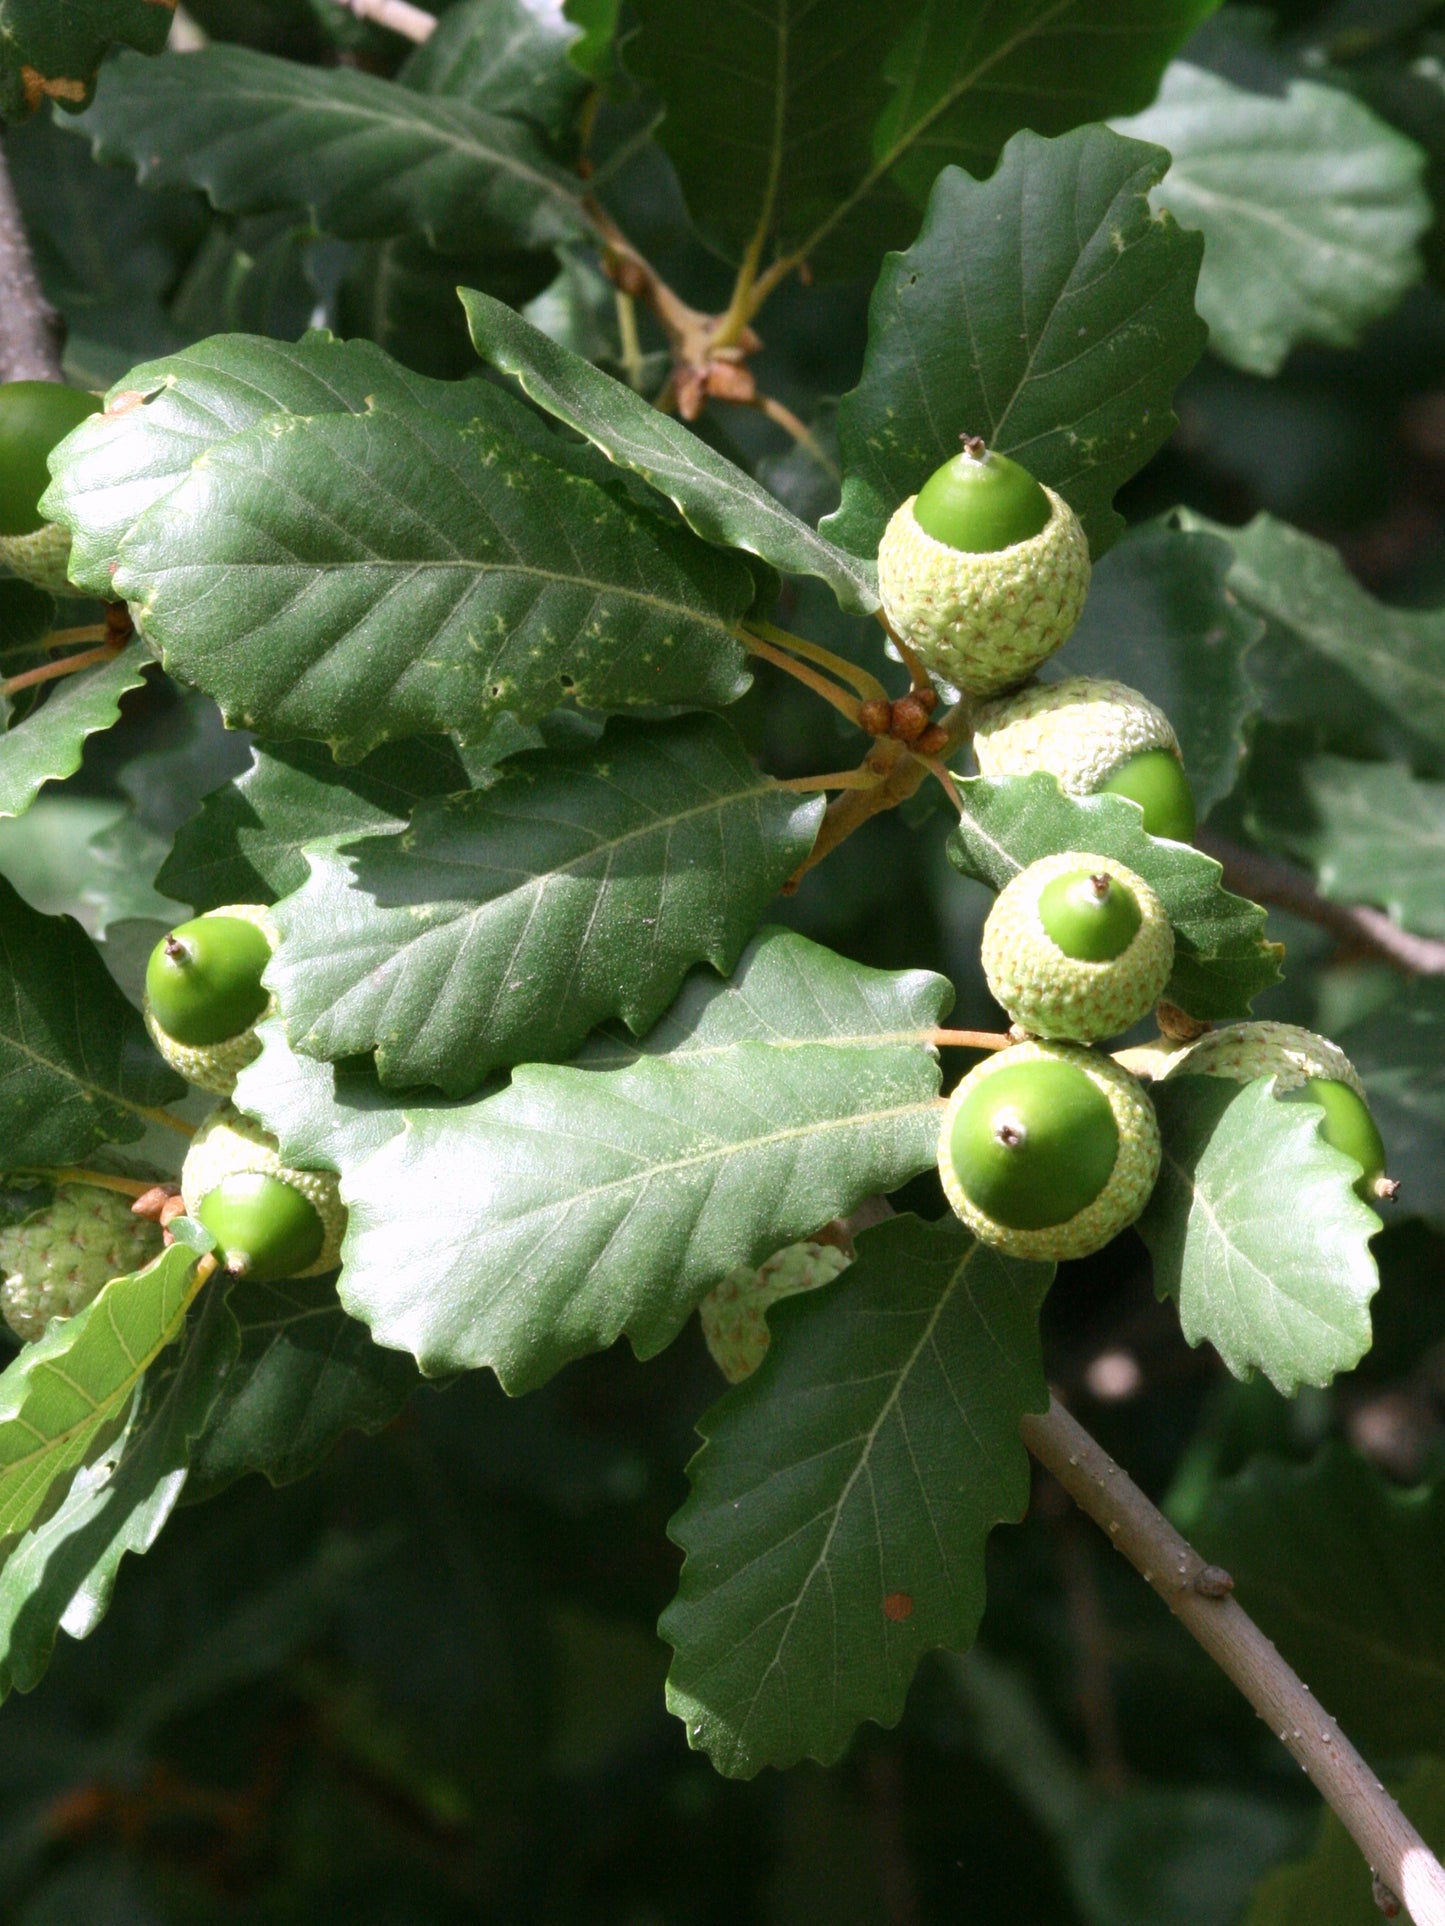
(876, 436, 1090, 696)
(181, 1105, 346, 1282)
(938, 1041, 1161, 1262)
(0, 381, 104, 594)
(973, 676, 1197, 843)
(981, 852, 1174, 1043)
(1158, 1020, 1392, 1203)
(145, 904, 278, 1097)
(0, 1183, 164, 1343)
(699, 1240, 852, 1383)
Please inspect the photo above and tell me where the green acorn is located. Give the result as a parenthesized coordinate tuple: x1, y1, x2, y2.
(973, 677, 1197, 843)
(1158, 1021, 1393, 1203)
(876, 437, 1090, 697)
(699, 1239, 852, 1383)
(0, 381, 103, 595)
(938, 1041, 1161, 1261)
(981, 852, 1174, 1042)
(0, 1183, 163, 1343)
(181, 1104, 347, 1282)
(145, 904, 278, 1097)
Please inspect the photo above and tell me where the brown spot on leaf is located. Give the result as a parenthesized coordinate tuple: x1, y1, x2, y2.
(21, 69, 88, 111)
(882, 1591, 914, 1622)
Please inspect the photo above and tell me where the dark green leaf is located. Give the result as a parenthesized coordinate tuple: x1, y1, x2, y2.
(0, 1244, 204, 1554)
(0, 0, 174, 123)
(1241, 1759, 1445, 1925)
(825, 129, 1207, 561)
(159, 735, 475, 911)
(563, 0, 618, 79)
(400, 0, 586, 143)
(1115, 61, 1428, 377)
(0, 1275, 235, 1699)
(1179, 510, 1445, 761)
(0, 876, 184, 1166)
(1247, 752, 1445, 938)
(1059, 520, 1262, 818)
(461, 289, 881, 614)
(1338, 977, 1445, 1228)
(947, 773, 1281, 1019)
(70, 46, 587, 253)
(1138, 1078, 1380, 1393)
(264, 930, 951, 1390)
(0, 647, 151, 823)
(0, 579, 55, 670)
(336, 235, 554, 381)
(663, 1214, 1049, 1775)
(112, 401, 755, 757)
(272, 715, 822, 1093)
(184, 1272, 421, 1502)
(1199, 1450, 1445, 1762)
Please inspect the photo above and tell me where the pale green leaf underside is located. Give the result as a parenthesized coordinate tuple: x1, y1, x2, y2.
(0, 646, 150, 821)
(1115, 62, 1428, 377)
(69, 46, 587, 253)
(947, 773, 1280, 1020)
(1200, 1449, 1445, 1765)
(305, 931, 950, 1389)
(462, 291, 880, 613)
(272, 714, 822, 1093)
(1138, 1078, 1379, 1394)
(0, 1244, 204, 1550)
(113, 402, 754, 758)
(826, 127, 1207, 561)
(663, 1214, 1050, 1776)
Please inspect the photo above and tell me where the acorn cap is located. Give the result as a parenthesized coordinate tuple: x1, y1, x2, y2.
(0, 522, 77, 597)
(181, 1103, 346, 1279)
(876, 485, 1090, 696)
(1159, 1020, 1366, 1101)
(144, 903, 278, 1098)
(0, 1183, 164, 1343)
(699, 1240, 852, 1383)
(938, 1041, 1160, 1262)
(981, 852, 1174, 1043)
(974, 676, 1180, 790)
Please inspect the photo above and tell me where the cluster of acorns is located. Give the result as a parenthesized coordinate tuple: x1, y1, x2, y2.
(0, 903, 346, 1344)
(882, 435, 1392, 1264)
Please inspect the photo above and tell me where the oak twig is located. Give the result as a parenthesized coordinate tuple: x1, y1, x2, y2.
(741, 631, 863, 725)
(1199, 834, 1445, 976)
(930, 1029, 1012, 1052)
(0, 139, 63, 383)
(1025, 1395, 1445, 1926)
(1, 644, 122, 699)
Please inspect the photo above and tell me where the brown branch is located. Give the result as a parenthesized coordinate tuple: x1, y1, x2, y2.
(335, 0, 436, 41)
(0, 137, 63, 383)
(1, 643, 121, 699)
(1199, 833, 1445, 976)
(1025, 1395, 1445, 1926)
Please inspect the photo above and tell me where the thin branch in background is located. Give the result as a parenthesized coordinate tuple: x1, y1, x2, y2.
(1024, 1394, 1445, 1926)
(336, 0, 436, 42)
(0, 138, 63, 383)
(746, 619, 891, 704)
(1199, 832, 1445, 976)
(1, 643, 123, 699)
(743, 391, 841, 483)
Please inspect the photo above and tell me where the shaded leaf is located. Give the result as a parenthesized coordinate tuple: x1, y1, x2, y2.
(461, 289, 881, 614)
(0, 1276, 235, 1699)
(1244, 1763, 1445, 1924)
(42, 329, 545, 598)
(70, 46, 587, 253)
(0, 875, 185, 1166)
(1199, 1450, 1445, 1764)
(1338, 977, 1445, 1229)
(272, 715, 823, 1093)
(947, 773, 1281, 1020)
(296, 930, 949, 1390)
(184, 1272, 422, 1502)
(0, 579, 55, 670)
(825, 129, 1207, 562)
(1247, 752, 1445, 938)
(663, 1214, 1049, 1775)
(0, 647, 150, 823)
(112, 401, 755, 758)
(0, 1244, 205, 1555)
(1138, 1077, 1380, 1394)
(1058, 520, 1262, 819)
(1115, 60, 1428, 376)
(159, 735, 475, 912)
(400, 0, 586, 143)
(0, 0, 174, 123)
